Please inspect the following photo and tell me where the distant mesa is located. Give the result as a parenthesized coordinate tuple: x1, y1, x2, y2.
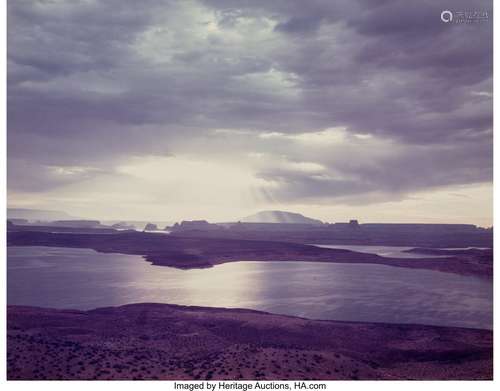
(7, 218, 29, 225)
(111, 222, 137, 230)
(349, 219, 359, 227)
(170, 220, 222, 232)
(7, 208, 74, 221)
(7, 217, 107, 229)
(241, 210, 323, 225)
(49, 220, 105, 229)
(331, 219, 360, 228)
(143, 223, 159, 231)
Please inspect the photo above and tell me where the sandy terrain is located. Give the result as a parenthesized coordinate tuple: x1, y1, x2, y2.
(7, 303, 492, 380)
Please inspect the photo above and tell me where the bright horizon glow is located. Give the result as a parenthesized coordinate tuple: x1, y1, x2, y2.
(7, 162, 493, 227)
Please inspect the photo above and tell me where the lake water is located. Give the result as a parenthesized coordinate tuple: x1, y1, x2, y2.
(7, 246, 492, 330)
(312, 244, 450, 258)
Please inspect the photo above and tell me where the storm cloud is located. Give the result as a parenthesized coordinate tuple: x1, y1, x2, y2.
(7, 0, 493, 223)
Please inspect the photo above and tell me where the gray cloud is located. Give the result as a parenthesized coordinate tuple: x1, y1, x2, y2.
(7, 0, 493, 209)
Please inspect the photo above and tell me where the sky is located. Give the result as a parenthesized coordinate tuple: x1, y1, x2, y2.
(7, 0, 493, 226)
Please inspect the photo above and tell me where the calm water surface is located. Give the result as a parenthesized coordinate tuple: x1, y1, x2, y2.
(7, 246, 492, 330)
(312, 244, 450, 258)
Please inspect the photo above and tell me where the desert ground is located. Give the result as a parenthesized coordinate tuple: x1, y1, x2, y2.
(7, 303, 492, 380)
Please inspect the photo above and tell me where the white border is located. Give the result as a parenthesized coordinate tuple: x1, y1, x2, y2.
(1, 0, 7, 385)
(0, 1, 497, 390)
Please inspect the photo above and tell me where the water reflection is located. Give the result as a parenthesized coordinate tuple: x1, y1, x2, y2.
(7, 246, 492, 330)
(312, 244, 451, 258)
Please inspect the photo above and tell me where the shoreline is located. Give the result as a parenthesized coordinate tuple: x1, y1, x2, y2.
(7, 301, 493, 331)
(7, 303, 493, 380)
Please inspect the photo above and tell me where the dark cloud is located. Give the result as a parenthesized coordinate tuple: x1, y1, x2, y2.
(7, 0, 493, 208)
(257, 139, 492, 204)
